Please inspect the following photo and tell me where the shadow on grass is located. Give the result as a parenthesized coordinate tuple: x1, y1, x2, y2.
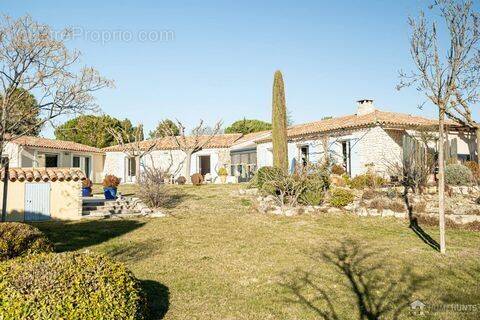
(403, 187, 440, 252)
(161, 190, 188, 209)
(32, 219, 146, 252)
(281, 239, 428, 320)
(141, 280, 170, 320)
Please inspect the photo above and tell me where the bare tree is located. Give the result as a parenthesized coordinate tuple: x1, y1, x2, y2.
(398, 0, 479, 254)
(106, 124, 155, 182)
(161, 119, 222, 182)
(0, 15, 113, 159)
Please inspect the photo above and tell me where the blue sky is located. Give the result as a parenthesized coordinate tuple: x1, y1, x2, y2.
(2, 0, 468, 137)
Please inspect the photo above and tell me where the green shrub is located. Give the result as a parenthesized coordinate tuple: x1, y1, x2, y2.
(349, 173, 386, 189)
(299, 190, 324, 206)
(329, 188, 355, 207)
(254, 166, 285, 189)
(0, 252, 146, 319)
(298, 174, 328, 206)
(0, 222, 53, 261)
(445, 164, 473, 186)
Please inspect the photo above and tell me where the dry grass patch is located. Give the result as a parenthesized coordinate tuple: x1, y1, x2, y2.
(36, 184, 480, 319)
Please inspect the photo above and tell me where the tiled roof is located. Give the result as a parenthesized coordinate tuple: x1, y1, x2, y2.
(257, 110, 459, 142)
(1, 167, 86, 182)
(232, 130, 271, 145)
(103, 134, 244, 152)
(12, 136, 104, 154)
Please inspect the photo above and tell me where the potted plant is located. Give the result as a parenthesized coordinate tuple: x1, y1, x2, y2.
(218, 167, 228, 183)
(103, 175, 120, 200)
(82, 178, 93, 197)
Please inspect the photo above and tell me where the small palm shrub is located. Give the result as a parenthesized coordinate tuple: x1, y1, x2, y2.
(82, 178, 93, 188)
(103, 174, 121, 188)
(445, 164, 473, 186)
(191, 173, 204, 186)
(176, 176, 187, 185)
(0, 222, 53, 261)
(254, 166, 285, 189)
(0, 252, 146, 319)
(329, 188, 355, 207)
(349, 173, 386, 189)
(299, 175, 326, 206)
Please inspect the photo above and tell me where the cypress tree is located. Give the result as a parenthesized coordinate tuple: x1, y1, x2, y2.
(271, 70, 288, 171)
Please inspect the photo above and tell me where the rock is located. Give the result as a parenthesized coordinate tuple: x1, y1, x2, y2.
(264, 195, 277, 204)
(304, 206, 315, 213)
(140, 207, 153, 214)
(270, 206, 283, 215)
(238, 189, 246, 195)
(356, 207, 369, 217)
(245, 188, 259, 195)
(394, 211, 407, 219)
(381, 209, 395, 217)
(327, 207, 342, 214)
(284, 208, 297, 217)
(148, 211, 166, 218)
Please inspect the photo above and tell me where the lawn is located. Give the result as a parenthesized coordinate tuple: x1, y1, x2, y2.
(36, 184, 480, 319)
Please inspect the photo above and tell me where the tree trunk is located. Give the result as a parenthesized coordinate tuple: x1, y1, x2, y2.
(438, 107, 446, 254)
(185, 151, 192, 183)
(476, 126, 480, 164)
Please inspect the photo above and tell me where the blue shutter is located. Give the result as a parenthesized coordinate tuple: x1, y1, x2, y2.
(24, 183, 51, 221)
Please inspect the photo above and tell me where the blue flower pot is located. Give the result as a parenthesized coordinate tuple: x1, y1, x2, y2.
(104, 187, 117, 200)
(82, 187, 92, 197)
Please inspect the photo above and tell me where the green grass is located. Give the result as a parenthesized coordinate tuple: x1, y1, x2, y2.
(35, 184, 480, 319)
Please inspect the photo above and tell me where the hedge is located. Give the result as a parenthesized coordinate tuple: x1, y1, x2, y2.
(0, 222, 53, 261)
(0, 252, 146, 319)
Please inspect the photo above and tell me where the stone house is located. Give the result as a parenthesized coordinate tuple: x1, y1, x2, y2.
(103, 99, 475, 183)
(256, 100, 474, 177)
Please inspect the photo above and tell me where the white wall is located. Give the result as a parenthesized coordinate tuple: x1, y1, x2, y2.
(103, 152, 127, 182)
(3, 142, 21, 166)
(256, 126, 404, 177)
(105, 148, 230, 184)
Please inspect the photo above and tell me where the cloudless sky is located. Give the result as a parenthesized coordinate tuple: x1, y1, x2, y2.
(4, 0, 478, 137)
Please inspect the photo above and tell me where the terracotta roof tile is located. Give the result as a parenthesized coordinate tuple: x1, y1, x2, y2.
(103, 134, 244, 152)
(258, 110, 460, 142)
(12, 136, 104, 154)
(1, 167, 86, 182)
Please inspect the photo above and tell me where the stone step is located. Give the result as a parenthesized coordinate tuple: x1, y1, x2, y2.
(82, 204, 131, 211)
(82, 200, 133, 206)
(82, 208, 138, 216)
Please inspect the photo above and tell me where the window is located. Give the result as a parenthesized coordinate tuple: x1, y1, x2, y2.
(341, 141, 350, 175)
(84, 157, 91, 178)
(128, 157, 136, 177)
(300, 146, 309, 166)
(45, 154, 58, 167)
(72, 156, 80, 168)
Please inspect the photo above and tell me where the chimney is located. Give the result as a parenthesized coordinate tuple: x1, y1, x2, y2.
(356, 99, 375, 116)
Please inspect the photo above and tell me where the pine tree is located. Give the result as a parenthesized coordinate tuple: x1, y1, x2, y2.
(272, 70, 288, 171)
